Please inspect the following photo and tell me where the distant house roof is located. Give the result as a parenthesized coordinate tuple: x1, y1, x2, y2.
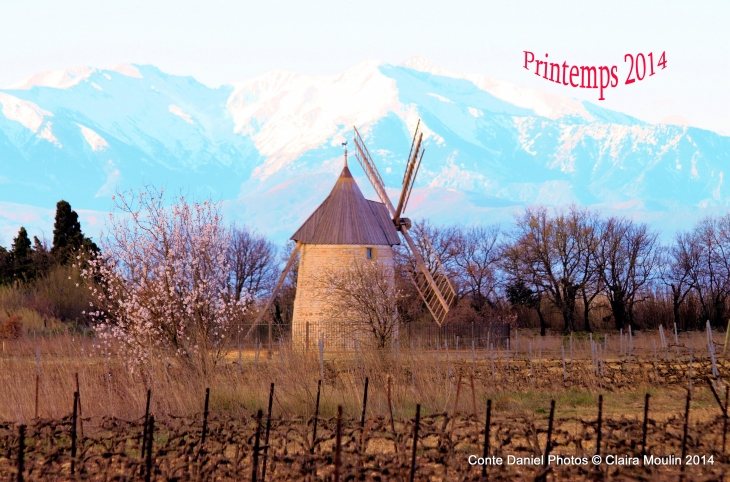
(291, 164, 400, 246)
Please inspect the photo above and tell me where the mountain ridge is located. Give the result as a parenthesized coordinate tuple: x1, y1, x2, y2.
(1, 58, 728, 245)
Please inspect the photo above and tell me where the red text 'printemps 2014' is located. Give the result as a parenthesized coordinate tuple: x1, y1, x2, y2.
(523, 51, 667, 101)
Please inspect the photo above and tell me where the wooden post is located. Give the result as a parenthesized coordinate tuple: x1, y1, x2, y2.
(360, 377, 369, 429)
(252, 409, 263, 482)
(674, 322, 680, 359)
(449, 375, 463, 438)
(722, 385, 730, 456)
(261, 383, 274, 481)
(145, 415, 154, 482)
(311, 379, 321, 454)
(334, 405, 342, 482)
(75, 373, 84, 438)
(596, 395, 603, 457)
(470, 373, 477, 417)
(641, 393, 650, 463)
(409, 404, 420, 482)
(201, 388, 210, 449)
(542, 400, 556, 472)
(387, 375, 397, 451)
(680, 390, 690, 477)
(71, 391, 78, 475)
(141, 389, 151, 462)
(481, 400, 491, 479)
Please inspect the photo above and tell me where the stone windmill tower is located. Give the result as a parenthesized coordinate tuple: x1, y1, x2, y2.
(248, 121, 456, 348)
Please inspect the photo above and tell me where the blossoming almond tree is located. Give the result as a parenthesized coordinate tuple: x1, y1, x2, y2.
(82, 187, 245, 373)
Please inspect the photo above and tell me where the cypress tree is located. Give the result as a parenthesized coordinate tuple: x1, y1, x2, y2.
(32, 236, 52, 277)
(51, 200, 98, 264)
(11, 227, 34, 283)
(0, 246, 11, 285)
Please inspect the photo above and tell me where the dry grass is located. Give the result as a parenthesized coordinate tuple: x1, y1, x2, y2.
(0, 329, 725, 422)
(0, 330, 729, 479)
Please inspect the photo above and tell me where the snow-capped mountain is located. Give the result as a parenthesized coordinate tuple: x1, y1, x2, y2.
(1, 58, 728, 245)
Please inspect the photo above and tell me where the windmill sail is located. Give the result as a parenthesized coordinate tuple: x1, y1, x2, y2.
(395, 128, 424, 222)
(401, 229, 456, 324)
(352, 123, 456, 326)
(244, 242, 301, 339)
(352, 128, 395, 215)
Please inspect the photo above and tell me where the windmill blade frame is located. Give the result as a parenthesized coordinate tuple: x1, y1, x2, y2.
(395, 132, 423, 223)
(352, 121, 456, 325)
(401, 147, 424, 218)
(352, 127, 395, 215)
(244, 242, 301, 339)
(400, 119, 421, 188)
(400, 228, 456, 325)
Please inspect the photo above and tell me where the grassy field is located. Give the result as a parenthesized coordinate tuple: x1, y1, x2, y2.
(0, 330, 729, 480)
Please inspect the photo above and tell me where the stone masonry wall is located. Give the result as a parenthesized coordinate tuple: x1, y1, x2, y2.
(291, 243, 395, 350)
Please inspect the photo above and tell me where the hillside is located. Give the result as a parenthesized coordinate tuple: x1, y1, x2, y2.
(1, 58, 728, 244)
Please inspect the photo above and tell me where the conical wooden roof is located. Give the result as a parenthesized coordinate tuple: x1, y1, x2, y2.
(291, 164, 400, 246)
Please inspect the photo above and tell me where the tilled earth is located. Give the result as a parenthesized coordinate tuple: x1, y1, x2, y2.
(0, 408, 728, 481)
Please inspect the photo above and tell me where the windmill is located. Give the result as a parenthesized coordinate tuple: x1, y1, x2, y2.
(247, 121, 456, 348)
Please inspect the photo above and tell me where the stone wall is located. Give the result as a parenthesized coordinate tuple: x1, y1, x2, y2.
(291, 243, 395, 350)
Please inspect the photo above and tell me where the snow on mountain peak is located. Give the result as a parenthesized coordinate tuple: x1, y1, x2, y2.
(400, 55, 592, 121)
(108, 63, 143, 79)
(77, 124, 109, 151)
(1, 60, 728, 246)
(228, 60, 399, 180)
(169, 105, 194, 124)
(6, 66, 96, 90)
(401, 56, 452, 77)
(0, 92, 53, 132)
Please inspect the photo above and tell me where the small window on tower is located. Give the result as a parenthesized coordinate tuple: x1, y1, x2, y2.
(366, 248, 372, 259)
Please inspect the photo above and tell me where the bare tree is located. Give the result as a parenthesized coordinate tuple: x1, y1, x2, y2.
(268, 240, 298, 327)
(452, 225, 501, 313)
(687, 216, 730, 327)
(228, 225, 278, 307)
(317, 259, 401, 349)
(659, 231, 696, 329)
(501, 244, 550, 335)
(392, 250, 427, 325)
(574, 213, 603, 333)
(597, 217, 661, 330)
(505, 205, 599, 334)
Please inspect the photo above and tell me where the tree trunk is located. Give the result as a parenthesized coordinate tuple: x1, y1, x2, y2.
(535, 296, 547, 337)
(610, 297, 627, 331)
(560, 284, 578, 334)
(581, 290, 593, 333)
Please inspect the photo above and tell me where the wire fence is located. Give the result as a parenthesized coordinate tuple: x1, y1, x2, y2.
(235, 321, 511, 351)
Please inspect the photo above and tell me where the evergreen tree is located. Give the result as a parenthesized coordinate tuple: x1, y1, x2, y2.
(32, 236, 53, 277)
(51, 200, 98, 264)
(0, 246, 11, 285)
(11, 227, 34, 283)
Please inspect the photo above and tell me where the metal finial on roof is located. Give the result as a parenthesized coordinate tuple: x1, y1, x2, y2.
(342, 141, 348, 168)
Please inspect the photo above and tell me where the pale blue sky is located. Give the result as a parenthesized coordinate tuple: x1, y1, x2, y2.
(1, 0, 728, 134)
